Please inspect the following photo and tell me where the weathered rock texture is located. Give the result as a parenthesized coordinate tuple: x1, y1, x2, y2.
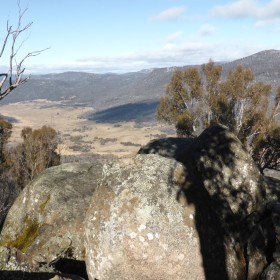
(138, 124, 272, 279)
(0, 162, 102, 272)
(139, 124, 266, 223)
(260, 260, 280, 280)
(2, 124, 278, 280)
(84, 124, 269, 280)
(85, 144, 261, 280)
(139, 124, 271, 279)
(0, 270, 86, 280)
(85, 154, 210, 280)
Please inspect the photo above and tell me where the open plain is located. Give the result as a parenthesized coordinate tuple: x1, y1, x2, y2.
(0, 100, 175, 160)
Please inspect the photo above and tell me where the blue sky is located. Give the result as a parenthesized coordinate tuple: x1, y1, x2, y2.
(0, 0, 280, 73)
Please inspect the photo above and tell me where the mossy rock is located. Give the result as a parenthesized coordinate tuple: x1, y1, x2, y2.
(0, 217, 44, 253)
(0, 162, 103, 270)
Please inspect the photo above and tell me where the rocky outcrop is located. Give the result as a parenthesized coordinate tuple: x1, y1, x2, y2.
(1, 124, 279, 280)
(140, 124, 271, 279)
(85, 144, 262, 280)
(0, 270, 86, 280)
(85, 154, 214, 280)
(260, 255, 280, 280)
(0, 162, 102, 274)
(139, 124, 266, 223)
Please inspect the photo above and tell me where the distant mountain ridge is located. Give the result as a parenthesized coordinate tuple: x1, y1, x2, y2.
(222, 49, 280, 84)
(2, 49, 280, 111)
(1, 68, 173, 109)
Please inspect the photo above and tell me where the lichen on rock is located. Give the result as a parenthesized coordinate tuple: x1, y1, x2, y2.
(0, 162, 103, 272)
(85, 154, 221, 280)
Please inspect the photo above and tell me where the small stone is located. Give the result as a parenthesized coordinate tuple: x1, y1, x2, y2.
(129, 232, 137, 239)
(138, 224, 146, 231)
(147, 233, 154, 241)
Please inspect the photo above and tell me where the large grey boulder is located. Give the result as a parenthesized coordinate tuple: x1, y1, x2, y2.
(84, 154, 244, 280)
(260, 259, 280, 280)
(138, 124, 270, 279)
(139, 124, 267, 234)
(139, 124, 266, 227)
(0, 162, 102, 271)
(0, 270, 86, 280)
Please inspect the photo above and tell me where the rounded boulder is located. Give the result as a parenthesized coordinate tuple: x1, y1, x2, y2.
(85, 154, 212, 280)
(0, 162, 103, 268)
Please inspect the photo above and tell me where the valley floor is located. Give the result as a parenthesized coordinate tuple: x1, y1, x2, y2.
(0, 100, 175, 160)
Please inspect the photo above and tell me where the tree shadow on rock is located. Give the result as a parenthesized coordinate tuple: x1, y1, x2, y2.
(177, 160, 230, 279)
(0, 271, 56, 280)
(139, 124, 267, 279)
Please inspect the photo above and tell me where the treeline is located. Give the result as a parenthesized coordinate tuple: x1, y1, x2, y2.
(0, 119, 60, 228)
(157, 62, 280, 173)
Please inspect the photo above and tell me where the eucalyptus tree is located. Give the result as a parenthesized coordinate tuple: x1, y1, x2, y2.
(157, 61, 280, 173)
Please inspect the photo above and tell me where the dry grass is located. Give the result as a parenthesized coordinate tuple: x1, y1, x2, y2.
(0, 100, 175, 159)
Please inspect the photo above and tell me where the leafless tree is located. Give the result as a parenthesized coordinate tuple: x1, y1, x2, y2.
(0, 1, 48, 101)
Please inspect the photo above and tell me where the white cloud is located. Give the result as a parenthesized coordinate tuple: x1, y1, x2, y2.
(151, 6, 186, 21)
(211, 0, 256, 18)
(166, 31, 184, 43)
(199, 24, 216, 36)
(255, 18, 279, 27)
(26, 41, 270, 74)
(211, 0, 280, 24)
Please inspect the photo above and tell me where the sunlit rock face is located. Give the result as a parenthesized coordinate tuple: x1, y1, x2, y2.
(84, 153, 248, 280)
(2, 123, 271, 279)
(139, 124, 266, 225)
(0, 162, 103, 271)
(85, 154, 206, 280)
(138, 124, 269, 280)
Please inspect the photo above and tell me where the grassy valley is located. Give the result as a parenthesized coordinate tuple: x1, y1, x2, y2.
(1, 49, 280, 161)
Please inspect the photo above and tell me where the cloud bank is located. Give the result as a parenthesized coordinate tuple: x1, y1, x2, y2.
(211, 0, 280, 25)
(26, 42, 265, 74)
(151, 6, 186, 21)
(199, 24, 216, 36)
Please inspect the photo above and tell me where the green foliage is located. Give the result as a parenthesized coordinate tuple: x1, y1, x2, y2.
(252, 124, 280, 172)
(0, 123, 60, 248)
(0, 123, 61, 189)
(0, 123, 61, 230)
(157, 61, 280, 173)
(9, 125, 61, 188)
(0, 118, 12, 165)
(0, 119, 17, 230)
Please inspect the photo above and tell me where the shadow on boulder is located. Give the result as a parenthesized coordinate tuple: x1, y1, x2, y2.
(0, 270, 86, 280)
(53, 258, 88, 279)
(138, 123, 269, 280)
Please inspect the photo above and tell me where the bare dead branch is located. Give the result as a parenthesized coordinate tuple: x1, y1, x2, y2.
(0, 26, 12, 59)
(0, 1, 48, 101)
(0, 74, 8, 89)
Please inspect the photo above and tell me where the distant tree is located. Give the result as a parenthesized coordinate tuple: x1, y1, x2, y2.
(0, 1, 48, 101)
(9, 125, 61, 187)
(0, 2, 49, 227)
(0, 118, 12, 165)
(0, 166, 20, 231)
(157, 61, 280, 173)
(0, 118, 16, 230)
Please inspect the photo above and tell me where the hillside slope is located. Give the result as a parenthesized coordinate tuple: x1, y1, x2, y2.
(1, 50, 280, 118)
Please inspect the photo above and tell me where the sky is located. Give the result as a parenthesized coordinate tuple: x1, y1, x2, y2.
(0, 0, 280, 74)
